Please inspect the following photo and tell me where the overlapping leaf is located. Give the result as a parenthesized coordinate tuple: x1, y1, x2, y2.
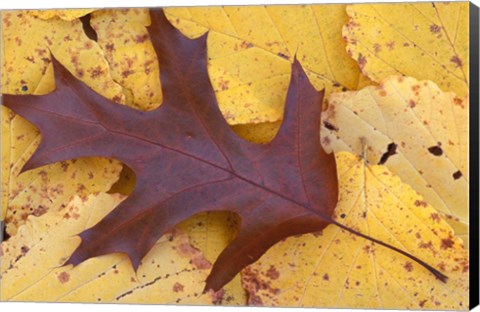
(3, 9, 344, 292)
(177, 212, 247, 305)
(321, 75, 469, 245)
(163, 5, 372, 125)
(0, 107, 121, 235)
(242, 152, 469, 309)
(1, 193, 220, 304)
(344, 2, 469, 97)
(90, 9, 162, 110)
(1, 11, 124, 99)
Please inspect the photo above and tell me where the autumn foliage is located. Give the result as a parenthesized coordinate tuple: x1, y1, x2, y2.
(1, 3, 470, 309)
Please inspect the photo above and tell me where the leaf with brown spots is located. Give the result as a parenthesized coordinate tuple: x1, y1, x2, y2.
(344, 2, 469, 97)
(2, 9, 445, 293)
(1, 10, 124, 100)
(1, 105, 122, 236)
(90, 9, 162, 110)
(27, 9, 95, 21)
(177, 211, 247, 305)
(0, 193, 219, 304)
(242, 152, 468, 309)
(321, 75, 469, 246)
(164, 4, 373, 125)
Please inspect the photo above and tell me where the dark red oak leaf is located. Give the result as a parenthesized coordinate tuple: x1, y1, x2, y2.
(2, 9, 447, 291)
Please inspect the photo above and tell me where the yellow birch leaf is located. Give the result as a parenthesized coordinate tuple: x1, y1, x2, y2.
(321, 76, 468, 245)
(27, 9, 95, 21)
(1, 193, 220, 304)
(242, 152, 468, 309)
(1, 10, 125, 101)
(90, 9, 162, 110)
(1, 105, 122, 235)
(177, 212, 247, 305)
(164, 5, 371, 125)
(344, 2, 469, 97)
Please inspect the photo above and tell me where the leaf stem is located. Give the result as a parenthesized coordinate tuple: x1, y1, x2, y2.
(330, 219, 448, 283)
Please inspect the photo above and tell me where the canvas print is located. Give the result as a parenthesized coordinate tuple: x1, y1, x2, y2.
(0, 2, 476, 310)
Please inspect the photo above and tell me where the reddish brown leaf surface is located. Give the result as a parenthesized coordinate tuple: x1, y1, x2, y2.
(2, 9, 445, 291)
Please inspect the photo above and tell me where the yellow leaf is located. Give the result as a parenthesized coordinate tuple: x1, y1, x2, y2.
(321, 76, 468, 245)
(231, 121, 282, 144)
(177, 212, 247, 305)
(242, 152, 468, 309)
(1, 10, 125, 101)
(344, 2, 469, 97)
(107, 165, 137, 196)
(164, 5, 371, 125)
(90, 9, 162, 110)
(1, 105, 122, 235)
(27, 9, 95, 21)
(1, 193, 220, 304)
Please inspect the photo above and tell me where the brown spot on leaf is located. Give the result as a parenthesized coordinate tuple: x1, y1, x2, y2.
(76, 69, 85, 78)
(84, 41, 93, 49)
(265, 266, 280, 280)
(33, 205, 48, 217)
(21, 245, 29, 255)
(57, 271, 70, 284)
(453, 170, 462, 180)
(240, 41, 254, 49)
(386, 41, 395, 51)
(135, 34, 149, 43)
(172, 282, 184, 292)
(121, 69, 134, 78)
(358, 53, 367, 70)
(430, 24, 441, 33)
(450, 56, 463, 68)
(428, 145, 443, 156)
(404, 261, 414, 272)
(89, 66, 104, 79)
(249, 295, 264, 306)
(453, 97, 464, 108)
(419, 241, 433, 249)
(409, 99, 416, 108)
(414, 200, 428, 207)
(105, 43, 115, 52)
(441, 238, 454, 249)
(322, 273, 329, 281)
(430, 213, 441, 222)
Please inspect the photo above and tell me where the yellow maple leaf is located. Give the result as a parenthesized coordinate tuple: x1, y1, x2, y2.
(1, 10, 124, 100)
(163, 5, 371, 125)
(321, 76, 469, 246)
(344, 2, 469, 97)
(1, 193, 220, 304)
(242, 152, 468, 309)
(1, 105, 122, 235)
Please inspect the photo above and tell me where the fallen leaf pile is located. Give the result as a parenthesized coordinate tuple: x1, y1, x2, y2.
(0, 2, 470, 309)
